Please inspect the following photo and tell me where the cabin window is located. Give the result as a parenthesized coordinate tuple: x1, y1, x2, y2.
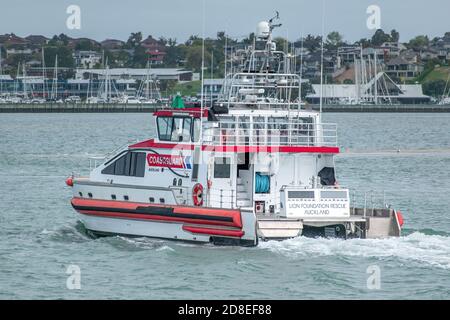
(157, 117, 173, 141)
(101, 152, 146, 177)
(157, 116, 192, 142)
(191, 147, 200, 181)
(192, 118, 201, 142)
(214, 157, 231, 179)
(182, 118, 192, 142)
(149, 197, 155, 203)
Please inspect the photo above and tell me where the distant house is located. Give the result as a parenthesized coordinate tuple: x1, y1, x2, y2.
(337, 45, 393, 67)
(5, 47, 33, 57)
(385, 54, 423, 80)
(73, 51, 102, 69)
(420, 48, 440, 61)
(0, 33, 28, 46)
(301, 52, 337, 79)
(202, 78, 224, 102)
(76, 68, 194, 82)
(141, 36, 167, 65)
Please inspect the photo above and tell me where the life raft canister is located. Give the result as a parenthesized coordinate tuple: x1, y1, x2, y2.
(192, 183, 204, 206)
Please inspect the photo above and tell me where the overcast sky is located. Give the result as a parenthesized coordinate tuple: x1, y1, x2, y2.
(1, 0, 449, 43)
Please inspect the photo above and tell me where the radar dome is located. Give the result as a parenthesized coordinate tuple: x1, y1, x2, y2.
(256, 21, 270, 39)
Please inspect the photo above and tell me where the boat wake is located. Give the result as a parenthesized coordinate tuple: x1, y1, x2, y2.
(258, 231, 450, 270)
(40, 222, 91, 243)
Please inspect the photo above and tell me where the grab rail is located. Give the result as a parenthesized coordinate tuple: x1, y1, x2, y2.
(203, 122, 337, 147)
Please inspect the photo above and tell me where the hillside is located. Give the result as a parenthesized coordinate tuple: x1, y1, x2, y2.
(421, 66, 450, 83)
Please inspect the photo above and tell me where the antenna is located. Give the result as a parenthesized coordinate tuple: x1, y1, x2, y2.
(319, 0, 325, 113)
(299, 31, 304, 108)
(199, 0, 206, 145)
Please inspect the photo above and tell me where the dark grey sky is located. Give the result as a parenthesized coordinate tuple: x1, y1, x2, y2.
(1, 0, 449, 42)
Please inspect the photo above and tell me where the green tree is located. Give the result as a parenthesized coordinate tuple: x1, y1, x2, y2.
(44, 45, 75, 68)
(126, 32, 143, 49)
(408, 35, 429, 50)
(357, 38, 372, 48)
(371, 29, 391, 46)
(423, 79, 447, 97)
(303, 34, 322, 53)
(131, 46, 147, 67)
(326, 31, 344, 48)
(390, 29, 400, 43)
(75, 39, 100, 51)
(186, 46, 211, 73)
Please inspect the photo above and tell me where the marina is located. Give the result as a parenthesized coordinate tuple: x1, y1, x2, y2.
(1, 103, 449, 113)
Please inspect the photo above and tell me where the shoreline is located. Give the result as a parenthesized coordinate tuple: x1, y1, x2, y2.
(0, 103, 449, 113)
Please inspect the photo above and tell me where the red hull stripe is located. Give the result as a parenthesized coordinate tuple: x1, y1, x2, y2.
(71, 198, 242, 228)
(182, 225, 245, 238)
(129, 139, 339, 154)
(153, 108, 208, 118)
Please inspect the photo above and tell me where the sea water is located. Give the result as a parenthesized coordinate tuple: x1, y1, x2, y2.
(0, 112, 449, 299)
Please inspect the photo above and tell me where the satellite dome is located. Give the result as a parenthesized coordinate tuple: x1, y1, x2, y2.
(256, 21, 270, 39)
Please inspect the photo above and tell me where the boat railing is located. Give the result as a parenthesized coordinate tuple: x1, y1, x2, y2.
(203, 121, 337, 147)
(88, 139, 138, 171)
(347, 189, 391, 218)
(204, 186, 391, 214)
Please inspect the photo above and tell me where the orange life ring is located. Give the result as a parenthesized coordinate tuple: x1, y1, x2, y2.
(192, 183, 204, 206)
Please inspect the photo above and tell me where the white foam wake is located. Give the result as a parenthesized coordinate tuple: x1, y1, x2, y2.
(258, 232, 450, 269)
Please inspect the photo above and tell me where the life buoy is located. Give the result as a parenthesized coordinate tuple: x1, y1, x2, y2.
(192, 183, 203, 206)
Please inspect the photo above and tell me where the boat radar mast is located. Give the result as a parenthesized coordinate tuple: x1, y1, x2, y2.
(256, 11, 282, 52)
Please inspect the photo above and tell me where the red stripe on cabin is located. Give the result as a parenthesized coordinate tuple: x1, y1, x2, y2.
(129, 139, 339, 154)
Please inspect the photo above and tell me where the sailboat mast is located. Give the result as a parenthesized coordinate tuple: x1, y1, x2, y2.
(22, 64, 27, 98)
(319, 0, 325, 113)
(299, 33, 304, 109)
(42, 48, 46, 100)
(0, 46, 3, 95)
(374, 51, 378, 104)
(55, 55, 58, 100)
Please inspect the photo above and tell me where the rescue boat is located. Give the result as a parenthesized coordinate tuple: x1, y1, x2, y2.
(67, 16, 403, 246)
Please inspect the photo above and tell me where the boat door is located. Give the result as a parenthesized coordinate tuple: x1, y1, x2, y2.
(208, 154, 236, 209)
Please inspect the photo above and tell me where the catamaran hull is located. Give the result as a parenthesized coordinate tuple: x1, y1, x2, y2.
(71, 198, 258, 246)
(72, 197, 402, 246)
